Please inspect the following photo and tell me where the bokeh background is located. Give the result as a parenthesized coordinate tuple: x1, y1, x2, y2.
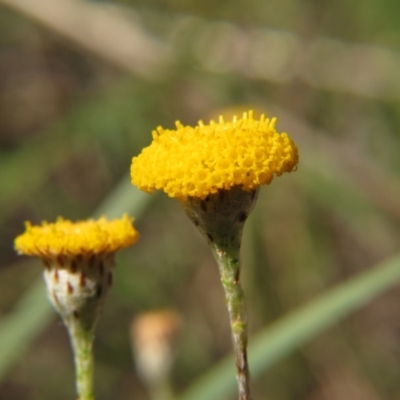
(1, 0, 400, 399)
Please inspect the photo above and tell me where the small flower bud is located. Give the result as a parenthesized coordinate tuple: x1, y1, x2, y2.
(131, 309, 182, 385)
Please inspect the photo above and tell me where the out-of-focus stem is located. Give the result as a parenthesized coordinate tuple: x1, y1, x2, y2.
(148, 379, 175, 400)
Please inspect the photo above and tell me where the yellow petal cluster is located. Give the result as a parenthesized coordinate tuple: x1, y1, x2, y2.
(131, 110, 298, 199)
(14, 214, 139, 259)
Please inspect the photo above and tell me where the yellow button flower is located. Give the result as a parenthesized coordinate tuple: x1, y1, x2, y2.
(14, 215, 139, 326)
(15, 216, 138, 400)
(131, 110, 298, 199)
(15, 214, 138, 261)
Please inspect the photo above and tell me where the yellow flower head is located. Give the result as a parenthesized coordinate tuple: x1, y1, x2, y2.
(131, 110, 298, 199)
(14, 214, 139, 260)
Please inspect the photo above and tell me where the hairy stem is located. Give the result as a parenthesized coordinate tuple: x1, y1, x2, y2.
(212, 244, 252, 400)
(67, 317, 95, 400)
(182, 187, 258, 400)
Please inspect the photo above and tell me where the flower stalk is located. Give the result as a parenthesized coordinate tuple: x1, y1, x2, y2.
(183, 186, 258, 400)
(211, 242, 251, 400)
(67, 316, 95, 400)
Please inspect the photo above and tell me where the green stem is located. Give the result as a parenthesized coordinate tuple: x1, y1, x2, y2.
(67, 317, 95, 400)
(182, 187, 258, 400)
(211, 244, 252, 400)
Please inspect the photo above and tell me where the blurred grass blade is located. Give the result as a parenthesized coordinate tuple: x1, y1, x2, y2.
(179, 254, 400, 400)
(0, 78, 154, 225)
(0, 174, 153, 382)
(93, 176, 158, 219)
(0, 277, 52, 381)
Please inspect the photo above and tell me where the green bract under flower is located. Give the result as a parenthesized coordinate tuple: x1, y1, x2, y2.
(131, 110, 299, 199)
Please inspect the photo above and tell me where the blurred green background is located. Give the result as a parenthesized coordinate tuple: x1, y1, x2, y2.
(1, 0, 400, 399)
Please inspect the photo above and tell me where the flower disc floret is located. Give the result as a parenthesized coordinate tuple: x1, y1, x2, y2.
(131, 110, 299, 199)
(14, 215, 138, 258)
